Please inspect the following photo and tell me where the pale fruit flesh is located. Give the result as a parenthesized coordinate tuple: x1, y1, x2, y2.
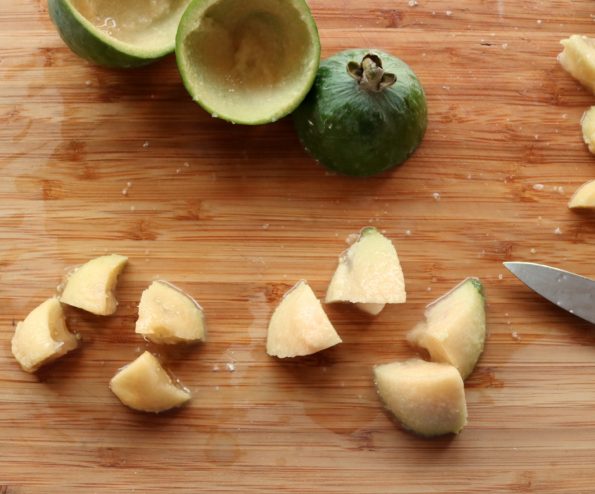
(11, 298, 78, 373)
(374, 359, 467, 437)
(70, 0, 189, 50)
(568, 179, 595, 209)
(136, 281, 206, 344)
(581, 106, 595, 154)
(407, 278, 486, 380)
(267, 281, 342, 358)
(558, 35, 595, 95)
(326, 227, 406, 308)
(356, 303, 386, 316)
(109, 351, 191, 413)
(60, 254, 127, 316)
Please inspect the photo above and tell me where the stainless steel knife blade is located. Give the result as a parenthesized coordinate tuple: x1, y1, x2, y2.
(503, 262, 595, 324)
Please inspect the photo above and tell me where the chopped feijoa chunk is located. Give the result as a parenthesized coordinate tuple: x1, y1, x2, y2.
(326, 227, 406, 315)
(267, 280, 341, 358)
(558, 35, 595, 95)
(568, 179, 595, 209)
(11, 298, 78, 373)
(109, 351, 191, 413)
(407, 278, 486, 380)
(374, 359, 467, 437)
(581, 106, 595, 154)
(60, 254, 127, 316)
(136, 280, 206, 344)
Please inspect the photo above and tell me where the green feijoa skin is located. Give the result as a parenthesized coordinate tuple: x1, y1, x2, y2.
(294, 49, 428, 177)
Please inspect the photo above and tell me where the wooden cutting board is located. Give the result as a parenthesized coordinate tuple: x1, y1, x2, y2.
(1, 1, 594, 492)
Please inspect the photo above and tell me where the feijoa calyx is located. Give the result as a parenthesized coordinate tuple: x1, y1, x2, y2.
(293, 49, 428, 176)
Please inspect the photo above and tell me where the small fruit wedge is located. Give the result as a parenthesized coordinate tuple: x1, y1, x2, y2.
(175, 0, 321, 124)
(136, 280, 206, 344)
(326, 227, 406, 316)
(60, 254, 128, 316)
(267, 281, 342, 358)
(48, 0, 191, 68)
(11, 298, 78, 373)
(109, 351, 191, 413)
(581, 106, 595, 154)
(558, 35, 595, 95)
(373, 359, 467, 437)
(568, 179, 595, 209)
(407, 278, 486, 380)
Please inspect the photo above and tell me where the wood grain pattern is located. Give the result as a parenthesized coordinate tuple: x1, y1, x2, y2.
(1, 1, 594, 492)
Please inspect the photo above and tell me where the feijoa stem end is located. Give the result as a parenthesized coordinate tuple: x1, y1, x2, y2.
(347, 54, 397, 92)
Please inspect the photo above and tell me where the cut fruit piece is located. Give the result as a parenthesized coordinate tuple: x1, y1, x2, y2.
(48, 0, 190, 68)
(581, 106, 595, 154)
(109, 351, 191, 413)
(175, 0, 321, 124)
(135, 280, 206, 344)
(266, 281, 342, 358)
(568, 179, 595, 209)
(11, 298, 78, 373)
(374, 359, 467, 437)
(407, 278, 486, 380)
(356, 303, 386, 316)
(60, 254, 128, 316)
(326, 227, 406, 313)
(558, 35, 595, 95)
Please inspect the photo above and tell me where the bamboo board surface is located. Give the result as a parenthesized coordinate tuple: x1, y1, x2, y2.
(1, 1, 595, 492)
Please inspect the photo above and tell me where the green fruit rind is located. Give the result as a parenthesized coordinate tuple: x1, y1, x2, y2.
(468, 277, 484, 297)
(48, 0, 180, 68)
(293, 48, 428, 177)
(175, 0, 321, 125)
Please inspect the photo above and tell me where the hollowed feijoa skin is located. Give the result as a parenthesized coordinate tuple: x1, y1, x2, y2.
(293, 49, 428, 177)
(48, 0, 190, 68)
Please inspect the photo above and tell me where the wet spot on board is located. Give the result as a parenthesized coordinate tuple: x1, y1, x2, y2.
(173, 200, 204, 221)
(465, 367, 504, 389)
(375, 9, 403, 28)
(41, 178, 65, 200)
(129, 219, 158, 241)
(350, 428, 376, 451)
(205, 432, 241, 465)
(97, 447, 127, 468)
(265, 282, 294, 304)
(78, 164, 98, 181)
(51, 139, 87, 162)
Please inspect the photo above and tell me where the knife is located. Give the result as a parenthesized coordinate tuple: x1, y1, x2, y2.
(503, 262, 595, 324)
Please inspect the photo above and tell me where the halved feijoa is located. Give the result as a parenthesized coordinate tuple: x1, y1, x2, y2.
(175, 0, 321, 124)
(48, 0, 190, 68)
(293, 49, 428, 176)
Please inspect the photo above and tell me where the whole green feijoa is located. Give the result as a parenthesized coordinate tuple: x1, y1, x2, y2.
(293, 49, 428, 177)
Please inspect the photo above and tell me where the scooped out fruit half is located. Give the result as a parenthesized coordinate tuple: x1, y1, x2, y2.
(48, 0, 191, 68)
(175, 0, 321, 124)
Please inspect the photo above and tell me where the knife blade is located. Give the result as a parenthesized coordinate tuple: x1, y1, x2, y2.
(503, 262, 595, 324)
